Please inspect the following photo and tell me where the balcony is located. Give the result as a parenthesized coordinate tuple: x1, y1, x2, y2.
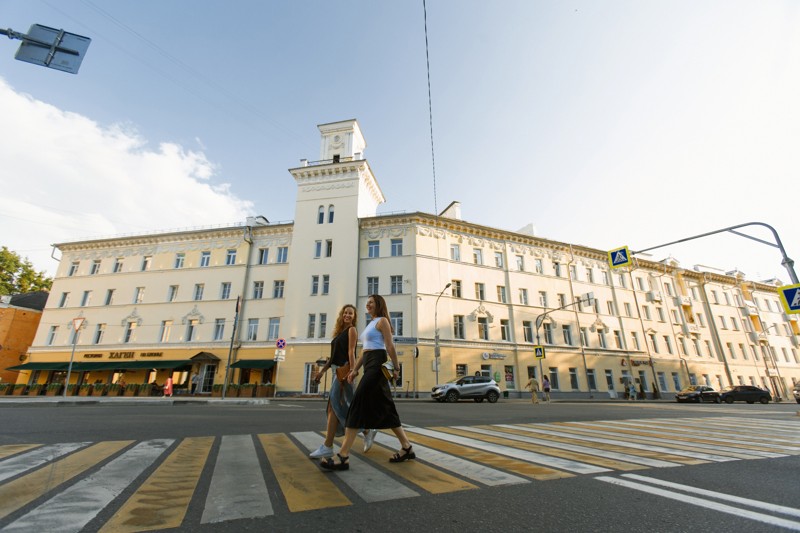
(646, 291, 662, 303)
(674, 295, 692, 307)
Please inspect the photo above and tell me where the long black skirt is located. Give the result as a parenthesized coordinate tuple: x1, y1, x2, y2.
(345, 350, 401, 429)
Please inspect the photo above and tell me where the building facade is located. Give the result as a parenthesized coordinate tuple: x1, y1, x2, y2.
(11, 120, 800, 399)
(0, 292, 47, 388)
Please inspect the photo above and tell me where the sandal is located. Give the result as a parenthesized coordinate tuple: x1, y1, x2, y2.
(389, 445, 415, 463)
(320, 453, 349, 471)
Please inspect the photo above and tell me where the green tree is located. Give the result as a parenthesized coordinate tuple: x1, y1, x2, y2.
(0, 247, 52, 295)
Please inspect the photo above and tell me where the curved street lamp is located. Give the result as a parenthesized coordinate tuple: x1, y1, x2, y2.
(434, 282, 452, 386)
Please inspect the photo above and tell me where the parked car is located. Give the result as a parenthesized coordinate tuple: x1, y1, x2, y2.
(675, 385, 720, 403)
(718, 385, 771, 404)
(432, 375, 501, 403)
(793, 382, 800, 404)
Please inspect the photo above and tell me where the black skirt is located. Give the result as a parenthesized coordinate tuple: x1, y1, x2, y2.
(345, 349, 401, 429)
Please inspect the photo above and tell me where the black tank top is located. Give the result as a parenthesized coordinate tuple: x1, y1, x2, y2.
(330, 328, 351, 366)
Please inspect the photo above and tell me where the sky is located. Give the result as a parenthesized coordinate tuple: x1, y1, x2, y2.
(1, 0, 799, 284)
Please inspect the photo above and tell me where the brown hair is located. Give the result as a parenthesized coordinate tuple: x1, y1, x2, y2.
(368, 294, 394, 333)
(332, 304, 358, 337)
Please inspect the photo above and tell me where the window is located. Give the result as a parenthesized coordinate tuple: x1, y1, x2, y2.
(134, 287, 144, 304)
(267, 318, 280, 340)
(569, 368, 579, 390)
(618, 274, 627, 289)
(276, 247, 288, 263)
(562, 325, 573, 345)
(607, 301, 616, 315)
(163, 285, 176, 302)
(587, 369, 597, 390)
(580, 328, 589, 347)
(220, 282, 232, 300)
(91, 260, 101, 275)
(497, 286, 507, 303)
(624, 303, 632, 317)
(601, 271, 609, 285)
(598, 331, 607, 348)
(141, 256, 151, 271)
(631, 332, 641, 350)
(273, 280, 285, 298)
(47, 325, 58, 345)
(705, 340, 713, 357)
(307, 314, 316, 338)
(105, 289, 115, 306)
(649, 333, 659, 353)
(322, 275, 330, 295)
(534, 258, 543, 273)
(174, 254, 184, 269)
(680, 338, 688, 355)
(697, 313, 706, 327)
(311, 276, 319, 295)
(586, 268, 594, 283)
(543, 323, 553, 344)
(213, 319, 225, 341)
(500, 319, 510, 341)
(739, 343, 748, 360)
(258, 248, 269, 265)
(113, 258, 123, 273)
(516, 255, 525, 271)
(605, 369, 615, 390)
(314, 240, 323, 259)
(569, 265, 578, 280)
(367, 277, 379, 295)
(391, 239, 403, 256)
(671, 372, 680, 391)
(80, 290, 91, 307)
(319, 313, 327, 338)
(390, 312, 404, 335)
(657, 372, 668, 392)
(193, 284, 204, 301)
(473, 249, 483, 265)
(554, 262, 562, 277)
(68, 261, 79, 276)
(642, 305, 651, 320)
(222, 249, 236, 265)
(159, 320, 172, 343)
(450, 244, 460, 261)
(253, 281, 264, 299)
(200, 251, 211, 267)
(671, 309, 680, 323)
(636, 277, 646, 291)
(656, 307, 665, 322)
(454, 315, 465, 339)
(93, 324, 105, 344)
(317, 206, 325, 224)
(664, 282, 674, 296)
(538, 291, 548, 308)
(719, 316, 728, 329)
(613, 330, 623, 349)
(523, 321, 533, 343)
(326, 240, 333, 257)
(519, 288, 528, 305)
(548, 368, 560, 390)
(452, 280, 462, 298)
(391, 275, 403, 294)
(247, 319, 259, 341)
(368, 241, 380, 258)
(475, 283, 485, 300)
(478, 317, 489, 340)
(556, 294, 566, 308)
(124, 322, 136, 343)
(494, 252, 504, 268)
(664, 335, 674, 354)
(328, 205, 335, 223)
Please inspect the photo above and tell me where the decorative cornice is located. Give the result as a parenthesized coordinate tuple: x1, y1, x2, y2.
(181, 305, 205, 325)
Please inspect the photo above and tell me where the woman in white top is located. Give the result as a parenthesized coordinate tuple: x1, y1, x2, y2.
(320, 294, 415, 471)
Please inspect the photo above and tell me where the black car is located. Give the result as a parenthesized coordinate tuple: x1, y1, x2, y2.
(675, 385, 720, 403)
(718, 385, 771, 404)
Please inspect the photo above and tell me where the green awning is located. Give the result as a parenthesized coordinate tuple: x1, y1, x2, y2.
(5, 362, 69, 371)
(114, 360, 192, 369)
(70, 362, 124, 371)
(231, 360, 276, 370)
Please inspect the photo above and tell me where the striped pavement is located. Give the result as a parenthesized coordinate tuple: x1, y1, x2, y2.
(0, 416, 797, 531)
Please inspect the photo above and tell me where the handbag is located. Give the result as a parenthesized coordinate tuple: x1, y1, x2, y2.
(335, 363, 350, 383)
(381, 361, 394, 380)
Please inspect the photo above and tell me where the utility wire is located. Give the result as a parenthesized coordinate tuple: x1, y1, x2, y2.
(423, 0, 438, 217)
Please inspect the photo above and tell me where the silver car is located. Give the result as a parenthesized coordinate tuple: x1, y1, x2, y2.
(793, 382, 800, 404)
(432, 375, 501, 403)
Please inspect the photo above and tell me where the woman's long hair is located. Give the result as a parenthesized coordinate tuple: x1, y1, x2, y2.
(332, 304, 357, 337)
(368, 294, 394, 334)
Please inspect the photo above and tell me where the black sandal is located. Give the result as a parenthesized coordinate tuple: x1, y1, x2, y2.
(320, 453, 349, 471)
(389, 446, 415, 463)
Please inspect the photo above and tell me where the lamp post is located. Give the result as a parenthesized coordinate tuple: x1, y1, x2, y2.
(433, 282, 452, 387)
(760, 324, 786, 401)
(63, 317, 85, 398)
(535, 292, 594, 383)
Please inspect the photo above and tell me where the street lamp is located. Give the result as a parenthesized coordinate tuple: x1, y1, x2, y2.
(433, 282, 452, 386)
(759, 324, 786, 401)
(535, 292, 594, 381)
(63, 317, 85, 398)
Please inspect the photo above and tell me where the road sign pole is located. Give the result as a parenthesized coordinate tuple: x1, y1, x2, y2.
(63, 317, 84, 398)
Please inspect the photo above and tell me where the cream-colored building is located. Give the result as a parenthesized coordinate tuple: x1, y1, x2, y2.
(13, 119, 800, 399)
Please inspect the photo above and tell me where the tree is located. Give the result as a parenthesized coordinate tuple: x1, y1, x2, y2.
(0, 247, 52, 295)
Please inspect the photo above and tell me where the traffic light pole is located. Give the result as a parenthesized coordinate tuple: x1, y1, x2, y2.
(535, 293, 594, 380)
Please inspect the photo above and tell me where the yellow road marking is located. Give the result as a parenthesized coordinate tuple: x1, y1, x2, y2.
(260, 433, 350, 512)
(0, 443, 41, 460)
(100, 436, 213, 532)
(0, 441, 131, 519)
(406, 432, 572, 480)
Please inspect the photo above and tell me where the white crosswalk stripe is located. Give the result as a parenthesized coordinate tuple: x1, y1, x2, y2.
(0, 443, 89, 482)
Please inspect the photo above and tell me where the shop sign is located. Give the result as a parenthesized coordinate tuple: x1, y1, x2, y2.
(109, 351, 135, 359)
(83, 353, 102, 359)
(630, 359, 649, 366)
(481, 352, 506, 360)
(140, 352, 164, 358)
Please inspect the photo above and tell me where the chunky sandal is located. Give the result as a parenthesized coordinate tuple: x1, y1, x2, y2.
(389, 445, 415, 463)
(320, 453, 349, 471)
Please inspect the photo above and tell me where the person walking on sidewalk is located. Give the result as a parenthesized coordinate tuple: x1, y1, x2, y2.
(542, 376, 551, 403)
(525, 376, 540, 404)
(320, 295, 415, 471)
(309, 304, 376, 460)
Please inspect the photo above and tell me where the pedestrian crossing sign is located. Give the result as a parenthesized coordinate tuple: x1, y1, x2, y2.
(778, 283, 800, 314)
(533, 345, 546, 359)
(608, 246, 633, 269)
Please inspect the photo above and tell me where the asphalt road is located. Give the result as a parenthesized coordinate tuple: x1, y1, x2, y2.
(0, 399, 798, 532)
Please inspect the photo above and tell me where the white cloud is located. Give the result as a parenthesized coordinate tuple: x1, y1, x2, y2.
(0, 78, 253, 276)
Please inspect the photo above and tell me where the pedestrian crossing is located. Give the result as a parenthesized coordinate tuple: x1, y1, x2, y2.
(0, 416, 797, 531)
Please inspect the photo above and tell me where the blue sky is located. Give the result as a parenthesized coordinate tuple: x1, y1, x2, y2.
(1, 1, 799, 284)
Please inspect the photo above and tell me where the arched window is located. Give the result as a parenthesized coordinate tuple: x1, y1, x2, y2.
(317, 206, 325, 224)
(328, 205, 335, 223)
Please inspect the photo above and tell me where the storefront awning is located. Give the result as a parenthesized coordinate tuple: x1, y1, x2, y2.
(6, 360, 193, 372)
(114, 360, 193, 369)
(231, 360, 276, 370)
(5, 362, 69, 371)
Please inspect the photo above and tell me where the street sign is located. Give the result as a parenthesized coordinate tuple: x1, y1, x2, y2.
(533, 345, 546, 359)
(275, 349, 286, 357)
(274, 354, 286, 362)
(608, 246, 633, 269)
(276, 338, 287, 349)
(12, 24, 91, 74)
(72, 317, 85, 331)
(778, 284, 800, 314)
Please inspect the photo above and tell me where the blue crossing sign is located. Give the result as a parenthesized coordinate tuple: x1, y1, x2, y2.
(778, 284, 800, 314)
(533, 345, 546, 359)
(608, 246, 633, 269)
